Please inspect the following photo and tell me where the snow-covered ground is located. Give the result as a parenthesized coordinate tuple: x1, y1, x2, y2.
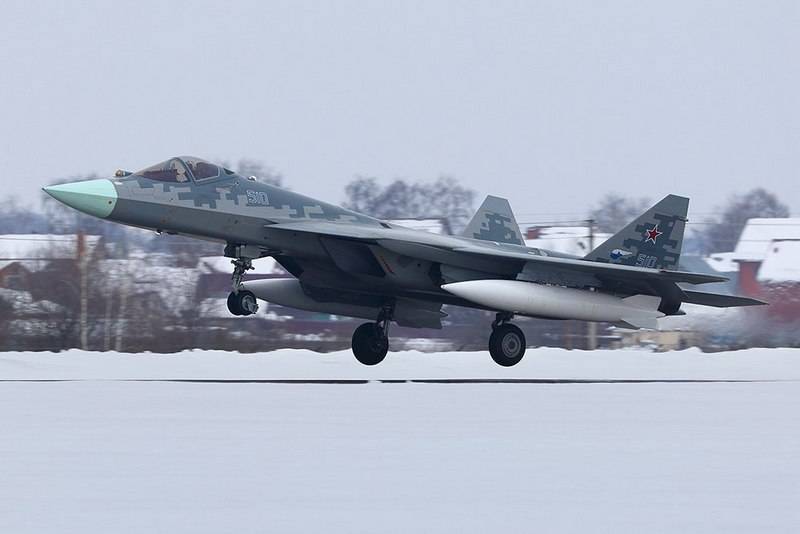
(1, 348, 799, 533)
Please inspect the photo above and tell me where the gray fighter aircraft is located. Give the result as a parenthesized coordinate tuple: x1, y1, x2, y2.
(44, 156, 764, 365)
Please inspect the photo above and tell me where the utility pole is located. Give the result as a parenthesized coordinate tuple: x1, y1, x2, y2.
(115, 269, 129, 352)
(77, 231, 88, 350)
(586, 219, 597, 350)
(103, 289, 113, 351)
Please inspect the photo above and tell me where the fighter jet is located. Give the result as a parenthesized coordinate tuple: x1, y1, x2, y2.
(43, 156, 765, 366)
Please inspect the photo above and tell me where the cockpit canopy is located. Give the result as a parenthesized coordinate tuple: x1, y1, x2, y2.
(135, 156, 236, 183)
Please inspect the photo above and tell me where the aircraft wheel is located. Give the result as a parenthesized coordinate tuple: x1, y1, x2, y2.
(489, 324, 526, 367)
(227, 290, 258, 316)
(227, 292, 243, 315)
(351, 322, 389, 366)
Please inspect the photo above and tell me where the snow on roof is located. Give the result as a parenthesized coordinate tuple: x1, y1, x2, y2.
(0, 234, 102, 261)
(385, 218, 452, 235)
(704, 252, 738, 273)
(525, 226, 613, 257)
(0, 288, 63, 315)
(756, 240, 800, 283)
(732, 218, 800, 262)
(197, 256, 284, 276)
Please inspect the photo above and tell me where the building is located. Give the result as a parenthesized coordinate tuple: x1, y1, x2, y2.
(730, 218, 800, 296)
(0, 234, 104, 282)
(0, 234, 105, 302)
(752, 239, 800, 321)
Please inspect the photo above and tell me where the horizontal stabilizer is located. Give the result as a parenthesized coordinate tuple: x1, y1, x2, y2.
(682, 290, 767, 308)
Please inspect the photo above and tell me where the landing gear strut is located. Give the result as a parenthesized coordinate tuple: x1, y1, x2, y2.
(231, 257, 254, 291)
(226, 250, 259, 316)
(351, 306, 392, 366)
(488, 312, 526, 367)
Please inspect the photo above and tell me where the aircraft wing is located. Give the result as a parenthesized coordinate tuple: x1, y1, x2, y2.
(265, 220, 728, 287)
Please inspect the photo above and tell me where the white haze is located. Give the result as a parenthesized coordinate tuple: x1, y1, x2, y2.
(1, 0, 798, 219)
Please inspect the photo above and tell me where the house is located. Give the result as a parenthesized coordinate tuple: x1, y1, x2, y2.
(730, 218, 800, 296)
(758, 240, 800, 285)
(753, 239, 800, 321)
(0, 234, 105, 288)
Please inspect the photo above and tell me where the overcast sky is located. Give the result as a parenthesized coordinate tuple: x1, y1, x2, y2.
(1, 0, 797, 222)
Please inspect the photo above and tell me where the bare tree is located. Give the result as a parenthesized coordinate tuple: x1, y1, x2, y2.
(343, 175, 476, 232)
(0, 196, 49, 234)
(231, 158, 284, 187)
(343, 177, 382, 215)
(426, 176, 476, 232)
(0, 296, 12, 346)
(702, 188, 790, 253)
(588, 193, 651, 233)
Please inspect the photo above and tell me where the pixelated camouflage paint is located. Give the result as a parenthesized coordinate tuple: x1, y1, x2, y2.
(471, 212, 523, 245)
(617, 213, 683, 269)
(462, 195, 524, 246)
(586, 194, 688, 271)
(116, 173, 379, 225)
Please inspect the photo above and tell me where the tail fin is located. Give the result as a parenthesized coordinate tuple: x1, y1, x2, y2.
(462, 195, 524, 245)
(585, 194, 688, 270)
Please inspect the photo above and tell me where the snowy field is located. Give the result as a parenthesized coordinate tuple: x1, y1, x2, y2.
(1, 348, 799, 533)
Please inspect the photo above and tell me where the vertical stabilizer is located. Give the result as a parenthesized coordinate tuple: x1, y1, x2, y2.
(462, 195, 524, 245)
(585, 194, 688, 270)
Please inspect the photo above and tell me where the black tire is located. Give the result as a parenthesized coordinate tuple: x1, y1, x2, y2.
(351, 322, 389, 366)
(226, 290, 258, 316)
(489, 324, 526, 367)
(227, 292, 243, 316)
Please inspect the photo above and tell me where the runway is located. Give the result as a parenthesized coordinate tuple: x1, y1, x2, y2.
(0, 377, 790, 384)
(1, 348, 799, 533)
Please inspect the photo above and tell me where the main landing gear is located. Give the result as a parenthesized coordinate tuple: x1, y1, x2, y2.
(226, 257, 259, 316)
(351, 307, 391, 366)
(488, 312, 526, 367)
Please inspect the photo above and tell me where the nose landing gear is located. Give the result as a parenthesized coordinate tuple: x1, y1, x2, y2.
(488, 312, 526, 367)
(226, 250, 259, 316)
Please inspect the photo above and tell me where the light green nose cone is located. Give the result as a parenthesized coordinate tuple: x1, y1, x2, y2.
(43, 179, 118, 218)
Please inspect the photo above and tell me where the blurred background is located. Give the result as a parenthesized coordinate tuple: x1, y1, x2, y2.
(1, 0, 797, 352)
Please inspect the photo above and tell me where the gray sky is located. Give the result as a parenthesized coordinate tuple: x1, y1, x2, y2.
(1, 0, 797, 222)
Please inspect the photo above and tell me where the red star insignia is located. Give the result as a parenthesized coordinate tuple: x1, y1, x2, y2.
(644, 225, 662, 244)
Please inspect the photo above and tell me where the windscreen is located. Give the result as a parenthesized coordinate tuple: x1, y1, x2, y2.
(182, 157, 222, 181)
(136, 158, 190, 183)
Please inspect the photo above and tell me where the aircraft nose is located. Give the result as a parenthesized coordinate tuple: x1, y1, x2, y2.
(43, 178, 118, 218)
